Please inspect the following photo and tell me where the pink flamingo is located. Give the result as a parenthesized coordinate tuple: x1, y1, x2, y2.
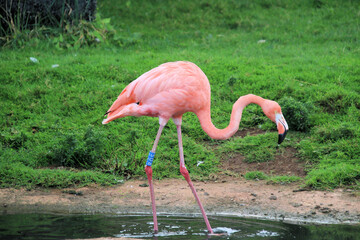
(102, 61, 288, 234)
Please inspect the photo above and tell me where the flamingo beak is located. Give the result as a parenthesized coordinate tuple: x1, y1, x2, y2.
(276, 113, 289, 144)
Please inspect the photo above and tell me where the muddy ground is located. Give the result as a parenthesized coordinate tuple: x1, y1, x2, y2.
(1, 177, 359, 225)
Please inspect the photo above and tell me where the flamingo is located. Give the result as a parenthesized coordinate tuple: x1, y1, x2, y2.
(102, 61, 289, 234)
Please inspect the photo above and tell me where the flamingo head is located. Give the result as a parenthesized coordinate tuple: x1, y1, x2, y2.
(102, 102, 141, 124)
(262, 100, 289, 144)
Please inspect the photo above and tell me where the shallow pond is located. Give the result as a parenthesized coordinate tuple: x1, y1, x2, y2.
(0, 213, 359, 239)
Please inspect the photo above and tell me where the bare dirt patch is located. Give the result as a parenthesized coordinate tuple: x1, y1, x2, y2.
(222, 147, 305, 176)
(234, 128, 266, 138)
(222, 128, 305, 176)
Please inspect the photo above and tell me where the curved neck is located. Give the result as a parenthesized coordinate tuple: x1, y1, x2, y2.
(196, 94, 265, 140)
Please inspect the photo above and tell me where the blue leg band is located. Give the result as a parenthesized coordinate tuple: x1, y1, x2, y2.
(146, 151, 155, 166)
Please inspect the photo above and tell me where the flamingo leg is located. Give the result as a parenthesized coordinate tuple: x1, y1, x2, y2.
(145, 121, 166, 234)
(175, 123, 214, 234)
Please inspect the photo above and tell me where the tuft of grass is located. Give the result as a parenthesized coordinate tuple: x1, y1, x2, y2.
(47, 127, 105, 169)
(278, 97, 312, 132)
(305, 163, 360, 190)
(315, 89, 360, 115)
(314, 122, 357, 143)
(244, 171, 268, 180)
(245, 171, 302, 185)
(0, 162, 120, 189)
(220, 133, 277, 163)
(267, 175, 302, 184)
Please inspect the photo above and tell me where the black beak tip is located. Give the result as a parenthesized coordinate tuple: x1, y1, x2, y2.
(104, 111, 111, 117)
(278, 129, 288, 144)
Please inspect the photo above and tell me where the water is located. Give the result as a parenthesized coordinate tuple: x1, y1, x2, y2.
(0, 213, 359, 240)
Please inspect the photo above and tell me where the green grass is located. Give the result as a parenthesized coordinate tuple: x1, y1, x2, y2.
(244, 171, 268, 181)
(306, 163, 360, 189)
(244, 171, 302, 184)
(0, 162, 119, 189)
(267, 175, 302, 185)
(1, 0, 359, 189)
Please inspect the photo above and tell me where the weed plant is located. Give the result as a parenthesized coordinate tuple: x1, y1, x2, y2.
(1, 0, 359, 189)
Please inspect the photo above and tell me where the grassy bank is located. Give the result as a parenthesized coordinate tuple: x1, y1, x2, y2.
(1, 0, 359, 189)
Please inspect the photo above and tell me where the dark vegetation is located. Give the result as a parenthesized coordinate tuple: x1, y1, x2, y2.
(0, 0, 96, 31)
(0, 0, 359, 189)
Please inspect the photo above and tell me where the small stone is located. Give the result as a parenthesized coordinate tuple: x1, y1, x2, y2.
(320, 207, 331, 214)
(291, 203, 302, 208)
(269, 195, 277, 200)
(251, 193, 257, 197)
(139, 183, 149, 187)
(62, 190, 83, 196)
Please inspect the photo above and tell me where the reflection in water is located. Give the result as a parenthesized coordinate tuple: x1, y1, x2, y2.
(0, 213, 359, 240)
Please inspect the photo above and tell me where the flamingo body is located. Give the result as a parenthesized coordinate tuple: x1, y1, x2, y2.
(103, 61, 210, 123)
